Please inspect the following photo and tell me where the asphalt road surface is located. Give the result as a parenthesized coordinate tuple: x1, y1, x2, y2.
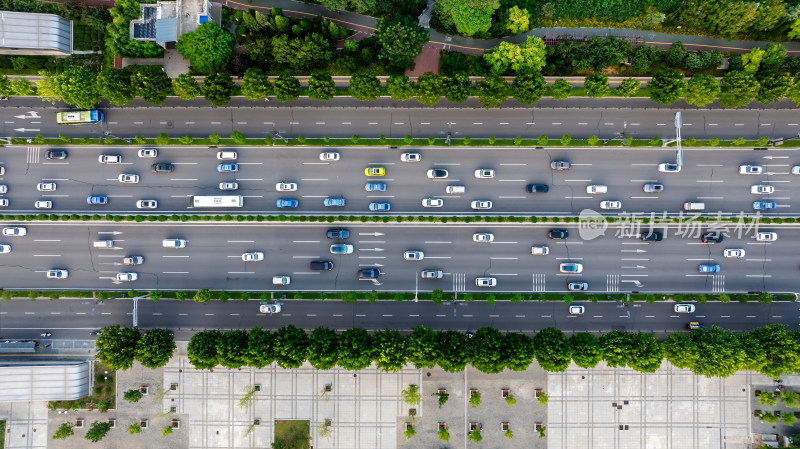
(0, 222, 798, 294)
(0, 298, 797, 341)
(1, 145, 798, 215)
(3, 99, 800, 141)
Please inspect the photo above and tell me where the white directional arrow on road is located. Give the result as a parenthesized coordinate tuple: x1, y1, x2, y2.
(359, 232, 384, 236)
(14, 111, 40, 119)
(359, 248, 384, 252)
(14, 128, 40, 132)
(621, 279, 645, 287)
(621, 249, 647, 253)
(621, 265, 647, 269)
(762, 155, 789, 159)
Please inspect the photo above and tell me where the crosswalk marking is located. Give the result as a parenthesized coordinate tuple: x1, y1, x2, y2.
(532, 273, 546, 292)
(452, 273, 466, 293)
(607, 274, 620, 292)
(712, 275, 725, 293)
(27, 146, 40, 164)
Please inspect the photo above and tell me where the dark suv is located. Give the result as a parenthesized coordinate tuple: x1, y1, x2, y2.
(310, 260, 334, 271)
(548, 229, 569, 239)
(326, 229, 350, 239)
(526, 184, 549, 193)
(45, 150, 68, 160)
(358, 268, 381, 279)
(640, 231, 663, 241)
(701, 232, 723, 243)
(152, 163, 175, 173)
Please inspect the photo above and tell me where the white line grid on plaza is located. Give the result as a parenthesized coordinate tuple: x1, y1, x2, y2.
(165, 357, 420, 449)
(547, 362, 763, 449)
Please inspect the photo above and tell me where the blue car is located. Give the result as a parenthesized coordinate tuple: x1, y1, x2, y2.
(86, 195, 107, 205)
(217, 163, 239, 173)
(326, 229, 349, 239)
(277, 199, 298, 208)
(365, 182, 386, 192)
(323, 197, 346, 207)
(753, 201, 777, 210)
(369, 202, 390, 212)
(699, 264, 720, 273)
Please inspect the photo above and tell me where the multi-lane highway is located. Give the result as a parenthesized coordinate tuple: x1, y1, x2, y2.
(0, 222, 797, 293)
(2, 98, 800, 140)
(0, 298, 797, 341)
(1, 145, 799, 215)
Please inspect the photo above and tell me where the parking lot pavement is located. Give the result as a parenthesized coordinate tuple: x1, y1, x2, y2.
(547, 362, 757, 449)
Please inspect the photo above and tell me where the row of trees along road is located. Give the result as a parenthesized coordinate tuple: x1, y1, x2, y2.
(93, 324, 800, 378)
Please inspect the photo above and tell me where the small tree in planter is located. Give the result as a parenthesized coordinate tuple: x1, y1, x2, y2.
(505, 429, 513, 438)
(536, 424, 546, 438)
(128, 423, 141, 435)
(434, 390, 449, 408)
(537, 392, 549, 405)
(401, 385, 421, 406)
(503, 389, 516, 406)
(403, 423, 416, 439)
(757, 390, 777, 406)
(438, 423, 450, 441)
(52, 423, 74, 440)
(123, 389, 143, 403)
(469, 390, 481, 407)
(783, 411, 798, 426)
(161, 426, 173, 437)
(85, 421, 112, 443)
(468, 429, 482, 443)
(318, 419, 333, 439)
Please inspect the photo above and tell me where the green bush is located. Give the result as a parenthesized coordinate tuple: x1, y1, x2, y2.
(155, 133, 169, 145)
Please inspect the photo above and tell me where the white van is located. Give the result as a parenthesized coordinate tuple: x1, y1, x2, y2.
(531, 246, 550, 255)
(683, 202, 705, 211)
(93, 240, 114, 248)
(162, 239, 187, 248)
(216, 151, 237, 160)
(445, 185, 465, 194)
(586, 185, 608, 194)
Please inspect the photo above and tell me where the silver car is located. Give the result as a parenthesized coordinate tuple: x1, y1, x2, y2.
(475, 277, 497, 287)
(123, 256, 144, 265)
(276, 182, 297, 192)
(34, 200, 52, 209)
(37, 182, 56, 192)
(118, 174, 140, 183)
(674, 303, 695, 313)
(46, 269, 68, 279)
(116, 272, 138, 282)
(219, 182, 239, 191)
(421, 270, 443, 279)
(643, 183, 664, 193)
(470, 200, 493, 210)
(404, 250, 424, 261)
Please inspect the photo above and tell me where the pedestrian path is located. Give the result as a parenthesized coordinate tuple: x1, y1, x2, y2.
(219, 0, 800, 55)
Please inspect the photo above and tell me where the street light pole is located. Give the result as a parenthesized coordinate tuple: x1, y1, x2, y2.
(132, 294, 150, 327)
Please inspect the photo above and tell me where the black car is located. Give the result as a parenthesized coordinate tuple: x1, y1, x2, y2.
(326, 229, 350, 239)
(358, 267, 381, 279)
(701, 232, 724, 243)
(45, 150, 68, 160)
(152, 163, 175, 173)
(310, 260, 334, 271)
(526, 184, 549, 193)
(640, 231, 663, 241)
(548, 229, 569, 239)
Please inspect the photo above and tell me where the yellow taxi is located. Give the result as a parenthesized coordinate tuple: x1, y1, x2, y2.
(365, 167, 385, 176)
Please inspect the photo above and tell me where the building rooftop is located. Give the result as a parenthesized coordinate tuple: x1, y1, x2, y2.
(0, 10, 72, 56)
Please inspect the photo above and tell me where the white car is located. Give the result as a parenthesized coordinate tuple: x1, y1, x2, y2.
(739, 164, 763, 174)
(426, 169, 449, 179)
(0, 199, 7, 207)
(473, 233, 494, 242)
(404, 250, 424, 261)
(0, 244, 10, 254)
(46, 269, 68, 279)
(586, 185, 607, 194)
(136, 200, 158, 209)
(118, 174, 140, 183)
(319, 152, 340, 161)
(0, 185, 6, 193)
(116, 272, 138, 282)
(793, 166, 800, 175)
(658, 163, 681, 173)
(560, 263, 583, 273)
(471, 200, 492, 210)
(751, 185, 775, 194)
(674, 303, 695, 313)
(123, 256, 144, 265)
(98, 154, 122, 164)
(272, 275, 291, 286)
(260, 304, 282, 314)
(276, 182, 297, 192)
(138, 148, 158, 158)
(400, 153, 421, 162)
(531, 246, 549, 255)
(219, 182, 239, 191)
(756, 231, 777, 242)
(723, 249, 745, 258)
(569, 304, 585, 313)
(422, 198, 443, 208)
(474, 169, 495, 178)
(37, 182, 56, 192)
(600, 200, 622, 210)
(242, 251, 264, 261)
(34, 200, 52, 209)
(2, 227, 26, 236)
(475, 277, 496, 287)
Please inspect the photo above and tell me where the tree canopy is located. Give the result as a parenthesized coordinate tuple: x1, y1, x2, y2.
(484, 36, 546, 75)
(648, 69, 686, 105)
(375, 16, 429, 72)
(96, 325, 140, 370)
(135, 328, 175, 369)
(177, 23, 234, 73)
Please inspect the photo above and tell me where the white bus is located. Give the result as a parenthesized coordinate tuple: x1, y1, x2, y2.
(192, 195, 244, 208)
